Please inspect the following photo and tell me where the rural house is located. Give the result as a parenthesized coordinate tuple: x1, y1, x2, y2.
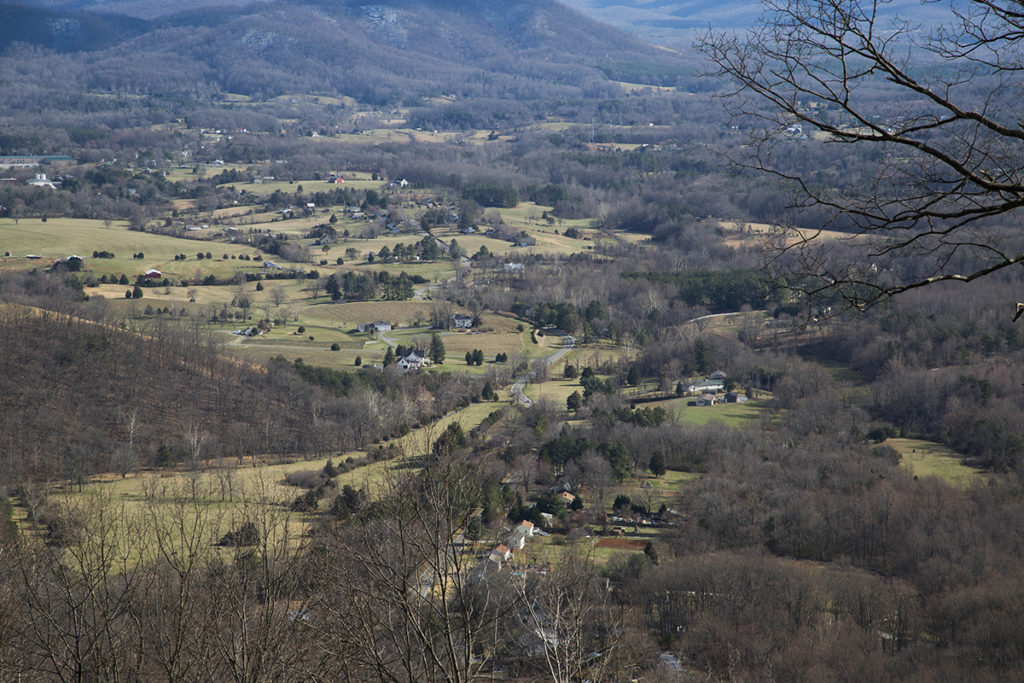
(686, 378, 725, 394)
(508, 520, 535, 550)
(488, 544, 512, 567)
(27, 173, 58, 189)
(397, 349, 428, 371)
(358, 320, 392, 333)
(452, 313, 473, 329)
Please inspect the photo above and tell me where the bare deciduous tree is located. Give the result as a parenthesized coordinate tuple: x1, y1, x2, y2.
(513, 549, 620, 682)
(269, 285, 287, 307)
(700, 0, 1024, 314)
(309, 459, 514, 682)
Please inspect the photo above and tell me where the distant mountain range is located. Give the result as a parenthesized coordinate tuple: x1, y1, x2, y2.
(560, 0, 760, 35)
(0, 0, 698, 110)
(560, 0, 956, 41)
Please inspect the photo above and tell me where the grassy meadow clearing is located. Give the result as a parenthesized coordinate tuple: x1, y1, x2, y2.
(12, 393, 507, 559)
(221, 173, 387, 196)
(887, 437, 987, 488)
(655, 396, 767, 428)
(0, 218, 267, 280)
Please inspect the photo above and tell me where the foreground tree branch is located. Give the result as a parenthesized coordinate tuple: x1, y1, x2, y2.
(699, 0, 1024, 313)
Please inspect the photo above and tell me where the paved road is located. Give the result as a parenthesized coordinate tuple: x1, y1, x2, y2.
(510, 331, 575, 407)
(684, 311, 747, 325)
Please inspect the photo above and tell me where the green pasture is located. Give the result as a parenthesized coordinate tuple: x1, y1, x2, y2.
(165, 163, 250, 182)
(226, 342, 380, 372)
(492, 202, 593, 232)
(887, 438, 986, 488)
(524, 376, 585, 409)
(603, 470, 701, 515)
(644, 396, 766, 428)
(424, 228, 522, 257)
(0, 218, 269, 280)
(569, 341, 637, 369)
(348, 260, 456, 282)
(440, 326, 537, 360)
(225, 174, 387, 197)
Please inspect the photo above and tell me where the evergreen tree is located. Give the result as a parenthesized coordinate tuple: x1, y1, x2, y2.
(567, 390, 582, 411)
(649, 451, 666, 477)
(429, 333, 446, 364)
(383, 347, 395, 367)
(324, 274, 341, 300)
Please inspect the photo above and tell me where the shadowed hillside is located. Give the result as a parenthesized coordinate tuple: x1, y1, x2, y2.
(0, 0, 689, 104)
(0, 302, 480, 487)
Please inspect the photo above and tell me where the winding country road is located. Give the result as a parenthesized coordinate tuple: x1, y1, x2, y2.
(510, 331, 575, 407)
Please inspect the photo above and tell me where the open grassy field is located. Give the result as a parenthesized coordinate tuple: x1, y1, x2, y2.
(0, 218, 269, 279)
(602, 470, 701, 516)
(887, 437, 987, 488)
(87, 273, 544, 374)
(225, 341, 381, 371)
(719, 219, 865, 249)
(524, 376, 586, 408)
(644, 396, 767, 428)
(441, 326, 537, 360)
(301, 300, 437, 329)
(15, 393, 506, 559)
(569, 341, 637, 370)
(330, 129, 468, 145)
(224, 173, 387, 197)
(513, 534, 658, 569)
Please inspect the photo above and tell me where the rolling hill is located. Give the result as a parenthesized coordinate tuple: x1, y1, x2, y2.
(0, 0, 690, 106)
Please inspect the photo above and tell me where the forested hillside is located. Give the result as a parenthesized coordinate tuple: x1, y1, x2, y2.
(0, 294, 482, 487)
(0, 0, 685, 104)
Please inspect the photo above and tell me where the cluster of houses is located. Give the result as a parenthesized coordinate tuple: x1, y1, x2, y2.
(475, 520, 540, 578)
(683, 370, 749, 406)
